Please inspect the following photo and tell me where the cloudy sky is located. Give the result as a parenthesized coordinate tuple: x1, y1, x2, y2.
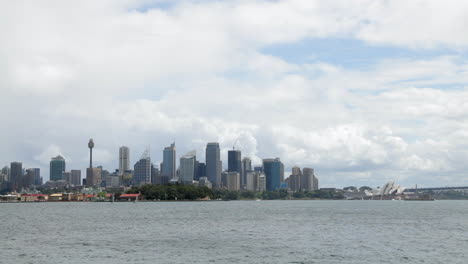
(1, 0, 468, 187)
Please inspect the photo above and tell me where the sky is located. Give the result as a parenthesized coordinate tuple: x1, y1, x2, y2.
(1, 0, 468, 188)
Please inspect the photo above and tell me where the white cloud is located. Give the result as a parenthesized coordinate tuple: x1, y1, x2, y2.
(1, 0, 468, 187)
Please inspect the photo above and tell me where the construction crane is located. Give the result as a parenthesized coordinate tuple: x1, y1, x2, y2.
(232, 138, 239, 150)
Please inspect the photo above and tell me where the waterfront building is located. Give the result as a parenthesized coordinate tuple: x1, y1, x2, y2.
(119, 146, 130, 175)
(162, 143, 176, 180)
(206, 142, 222, 187)
(71, 170, 81, 186)
(133, 150, 151, 186)
(180, 151, 196, 184)
(227, 172, 240, 191)
(10, 162, 22, 191)
(262, 158, 284, 191)
(50, 155, 66, 181)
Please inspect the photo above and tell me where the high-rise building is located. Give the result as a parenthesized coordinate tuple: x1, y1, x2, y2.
(254, 166, 263, 173)
(302, 168, 314, 191)
(241, 157, 252, 187)
(1, 166, 10, 182)
(133, 150, 151, 186)
(206, 142, 222, 186)
(246, 171, 257, 191)
(106, 171, 121, 188)
(50, 155, 66, 181)
(263, 158, 284, 191)
(228, 150, 242, 173)
(228, 150, 242, 187)
(226, 172, 240, 191)
(195, 162, 206, 181)
(180, 151, 196, 183)
(30, 168, 41, 186)
(71, 170, 81, 186)
(24, 169, 35, 189)
(151, 164, 160, 185)
(100, 168, 110, 187)
(303, 168, 319, 191)
(62, 171, 72, 184)
(288, 166, 302, 192)
(119, 146, 130, 175)
(258, 174, 266, 192)
(162, 143, 176, 180)
(86, 168, 102, 187)
(10, 162, 22, 191)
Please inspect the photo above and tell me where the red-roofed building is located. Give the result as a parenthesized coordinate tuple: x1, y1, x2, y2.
(118, 193, 141, 201)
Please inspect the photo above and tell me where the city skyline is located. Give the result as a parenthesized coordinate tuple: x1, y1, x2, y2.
(1, 1, 468, 188)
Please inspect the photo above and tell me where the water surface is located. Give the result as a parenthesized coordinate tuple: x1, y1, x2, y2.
(1, 200, 467, 263)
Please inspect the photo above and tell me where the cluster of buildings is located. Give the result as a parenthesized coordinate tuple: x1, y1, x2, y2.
(0, 139, 319, 193)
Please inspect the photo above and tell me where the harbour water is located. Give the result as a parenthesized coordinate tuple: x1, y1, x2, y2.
(1, 200, 467, 264)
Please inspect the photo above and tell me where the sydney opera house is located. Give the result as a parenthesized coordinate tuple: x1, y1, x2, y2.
(364, 181, 407, 199)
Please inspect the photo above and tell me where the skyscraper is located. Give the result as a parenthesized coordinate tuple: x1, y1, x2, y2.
(303, 168, 318, 191)
(228, 149, 242, 176)
(195, 162, 206, 181)
(50, 155, 65, 181)
(241, 157, 252, 187)
(206, 142, 222, 186)
(119, 146, 130, 175)
(133, 150, 151, 186)
(71, 170, 81, 186)
(226, 172, 240, 191)
(228, 150, 241, 172)
(1, 166, 10, 182)
(288, 166, 302, 192)
(263, 158, 284, 191)
(10, 162, 22, 191)
(180, 151, 196, 183)
(31, 168, 41, 186)
(162, 143, 176, 180)
(151, 164, 160, 185)
(24, 169, 35, 189)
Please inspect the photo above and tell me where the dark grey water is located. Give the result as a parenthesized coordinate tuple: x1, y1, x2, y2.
(1, 200, 467, 264)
